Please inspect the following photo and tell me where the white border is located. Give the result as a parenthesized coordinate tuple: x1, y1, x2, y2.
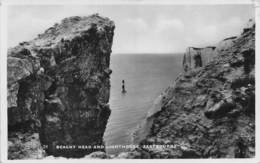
(1, 0, 259, 163)
(0, 0, 258, 5)
(1, 2, 8, 163)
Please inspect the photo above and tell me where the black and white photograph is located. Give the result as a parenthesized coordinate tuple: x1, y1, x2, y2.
(1, 0, 258, 161)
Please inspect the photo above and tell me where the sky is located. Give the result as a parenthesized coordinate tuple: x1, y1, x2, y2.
(7, 5, 255, 54)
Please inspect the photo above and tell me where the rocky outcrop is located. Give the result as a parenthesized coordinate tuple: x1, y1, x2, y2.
(7, 14, 115, 159)
(120, 19, 255, 158)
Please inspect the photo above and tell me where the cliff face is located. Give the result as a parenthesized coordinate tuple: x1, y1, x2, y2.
(114, 20, 255, 159)
(7, 15, 115, 159)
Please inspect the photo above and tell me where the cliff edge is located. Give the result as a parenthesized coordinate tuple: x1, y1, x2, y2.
(8, 14, 115, 159)
(112, 20, 255, 159)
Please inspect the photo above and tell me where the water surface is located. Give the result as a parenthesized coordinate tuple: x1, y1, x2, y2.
(104, 54, 183, 154)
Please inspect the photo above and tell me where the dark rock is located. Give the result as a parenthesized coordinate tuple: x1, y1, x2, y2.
(241, 48, 255, 74)
(8, 14, 115, 159)
(204, 98, 236, 119)
(8, 133, 46, 159)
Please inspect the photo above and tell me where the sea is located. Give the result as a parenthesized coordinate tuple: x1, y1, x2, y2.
(103, 54, 183, 154)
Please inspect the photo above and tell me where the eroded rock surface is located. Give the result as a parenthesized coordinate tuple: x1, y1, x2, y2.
(120, 20, 255, 159)
(8, 14, 115, 159)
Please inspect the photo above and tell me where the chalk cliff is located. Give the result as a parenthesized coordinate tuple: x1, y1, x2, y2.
(7, 14, 115, 159)
(107, 19, 255, 159)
